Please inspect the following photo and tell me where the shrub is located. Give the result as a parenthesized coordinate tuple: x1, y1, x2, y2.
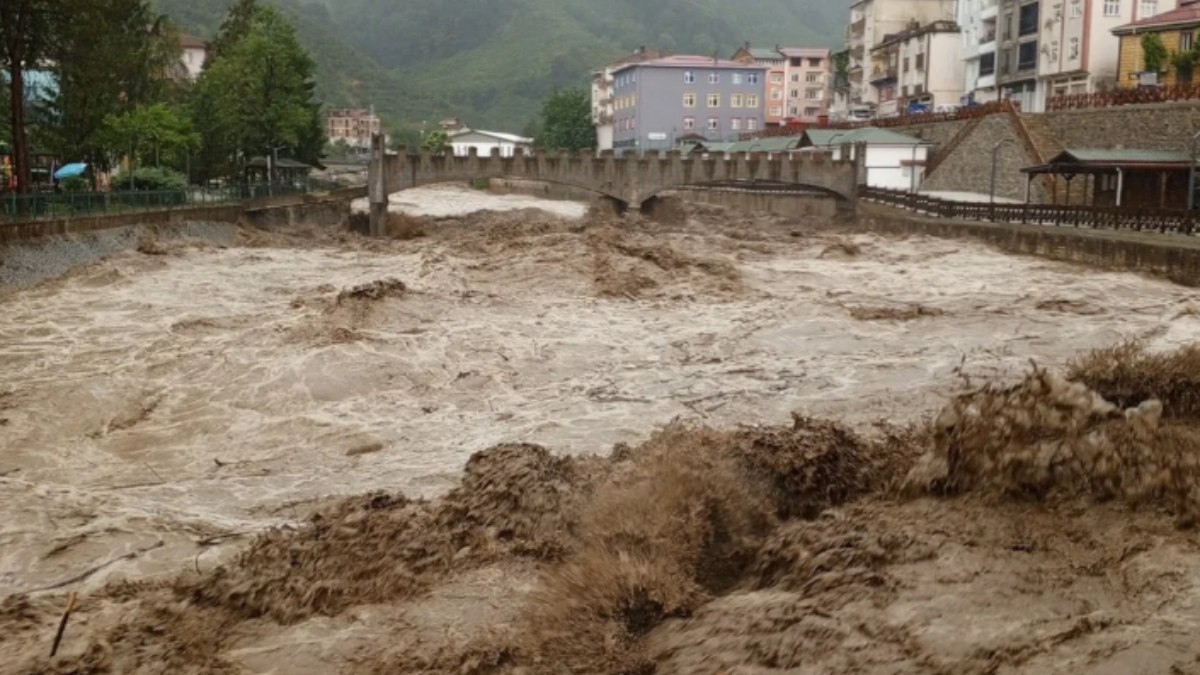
(112, 166, 188, 192)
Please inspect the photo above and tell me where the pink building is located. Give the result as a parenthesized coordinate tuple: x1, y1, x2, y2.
(779, 48, 832, 123)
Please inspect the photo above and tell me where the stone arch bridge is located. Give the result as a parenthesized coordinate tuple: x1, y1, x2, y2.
(367, 138, 860, 236)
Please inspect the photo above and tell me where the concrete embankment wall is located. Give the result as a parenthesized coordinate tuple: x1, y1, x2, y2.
(657, 189, 840, 219)
(857, 202, 1200, 287)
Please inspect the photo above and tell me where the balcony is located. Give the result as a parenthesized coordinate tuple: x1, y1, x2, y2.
(870, 65, 898, 83)
(849, 18, 866, 37)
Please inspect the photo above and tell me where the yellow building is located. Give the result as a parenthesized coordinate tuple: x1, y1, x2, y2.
(1114, 1, 1200, 88)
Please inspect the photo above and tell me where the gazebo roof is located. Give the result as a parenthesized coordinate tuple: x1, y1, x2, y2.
(1023, 148, 1192, 174)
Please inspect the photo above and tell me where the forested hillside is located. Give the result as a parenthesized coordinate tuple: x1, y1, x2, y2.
(153, 0, 848, 133)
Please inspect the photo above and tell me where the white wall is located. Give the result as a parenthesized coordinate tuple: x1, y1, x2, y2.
(451, 140, 528, 158)
(925, 32, 965, 105)
(830, 143, 929, 190)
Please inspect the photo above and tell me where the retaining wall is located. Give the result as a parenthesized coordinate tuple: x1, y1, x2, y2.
(856, 202, 1200, 287)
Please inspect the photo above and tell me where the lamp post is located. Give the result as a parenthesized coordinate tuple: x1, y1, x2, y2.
(990, 138, 1016, 205)
(1188, 130, 1200, 211)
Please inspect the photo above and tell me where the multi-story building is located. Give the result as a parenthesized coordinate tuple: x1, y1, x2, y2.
(994, 0, 1043, 110)
(326, 108, 385, 150)
(731, 44, 788, 125)
(781, 48, 832, 123)
(843, 0, 957, 114)
(1113, 0, 1196, 87)
(179, 34, 209, 80)
(872, 20, 964, 115)
(609, 55, 767, 153)
(591, 47, 668, 151)
(958, 0, 1000, 104)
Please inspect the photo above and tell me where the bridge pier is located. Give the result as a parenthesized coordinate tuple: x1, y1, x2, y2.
(368, 133, 388, 237)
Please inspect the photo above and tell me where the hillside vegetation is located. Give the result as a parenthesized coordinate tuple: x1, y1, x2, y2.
(153, 0, 848, 133)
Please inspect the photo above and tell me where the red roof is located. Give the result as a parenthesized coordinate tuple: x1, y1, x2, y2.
(778, 47, 830, 58)
(614, 54, 767, 72)
(179, 34, 208, 49)
(1114, 0, 1200, 33)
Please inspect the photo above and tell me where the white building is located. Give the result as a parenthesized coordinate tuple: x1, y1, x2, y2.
(959, 0, 1000, 104)
(449, 129, 534, 158)
(803, 127, 932, 191)
(844, 0, 958, 112)
(1037, 0, 1177, 105)
(591, 47, 667, 151)
(179, 34, 209, 80)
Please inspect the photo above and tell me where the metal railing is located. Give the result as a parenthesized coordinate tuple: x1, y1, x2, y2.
(0, 181, 310, 222)
(862, 186, 1198, 235)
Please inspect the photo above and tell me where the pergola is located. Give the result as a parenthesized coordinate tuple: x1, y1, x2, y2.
(1021, 148, 1192, 209)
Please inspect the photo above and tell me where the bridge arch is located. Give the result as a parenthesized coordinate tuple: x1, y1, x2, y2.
(367, 141, 860, 235)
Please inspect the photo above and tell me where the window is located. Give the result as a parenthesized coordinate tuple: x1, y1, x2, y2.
(708, 72, 720, 84)
(684, 70, 696, 84)
(707, 93, 721, 107)
(805, 88, 822, 100)
(1142, 0, 1158, 16)
(980, 52, 996, 76)
(769, 105, 783, 116)
(791, 73, 800, 82)
(748, 73, 760, 84)
(1070, 0, 1083, 18)
(770, 73, 784, 83)
(1183, 31, 1195, 52)
(771, 89, 783, 100)
(630, 95, 636, 107)
(916, 53, 925, 70)
(683, 116, 696, 130)
(790, 88, 799, 98)
(1104, 0, 1119, 16)
(1069, 36, 1080, 59)
(1019, 3, 1039, 35)
(707, 117, 720, 131)
(1018, 41, 1038, 70)
(1003, 12, 1013, 40)
(683, 93, 697, 108)
(747, 118, 758, 131)
(731, 118, 742, 130)
(808, 58, 820, 67)
(789, 106, 798, 115)
(747, 95, 759, 107)
(806, 72, 820, 82)
(732, 72, 743, 85)
(804, 107, 820, 117)
(903, 57, 910, 72)
(731, 93, 744, 107)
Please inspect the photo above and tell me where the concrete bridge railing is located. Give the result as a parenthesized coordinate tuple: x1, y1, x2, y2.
(367, 134, 860, 236)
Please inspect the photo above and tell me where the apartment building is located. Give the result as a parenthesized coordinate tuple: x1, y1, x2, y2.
(781, 48, 832, 123)
(871, 20, 964, 114)
(842, 0, 958, 113)
(731, 45, 788, 125)
(591, 47, 668, 151)
(609, 55, 767, 153)
(326, 108, 384, 150)
(1113, 0, 1195, 88)
(959, 0, 1000, 104)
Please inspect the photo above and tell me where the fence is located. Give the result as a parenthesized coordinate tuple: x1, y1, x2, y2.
(861, 186, 1198, 235)
(1046, 84, 1200, 111)
(0, 182, 310, 222)
(738, 100, 1019, 141)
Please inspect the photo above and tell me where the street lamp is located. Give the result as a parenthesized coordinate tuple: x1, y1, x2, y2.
(990, 138, 1016, 205)
(1188, 130, 1200, 211)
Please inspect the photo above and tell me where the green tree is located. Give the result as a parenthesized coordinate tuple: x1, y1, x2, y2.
(537, 88, 595, 153)
(832, 50, 851, 92)
(0, 0, 58, 193)
(49, 0, 183, 170)
(99, 103, 200, 171)
(1143, 33, 1169, 74)
(208, 0, 259, 64)
(192, 4, 324, 180)
(422, 128, 450, 155)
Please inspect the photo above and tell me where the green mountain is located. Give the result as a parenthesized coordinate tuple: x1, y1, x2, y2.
(153, 0, 849, 134)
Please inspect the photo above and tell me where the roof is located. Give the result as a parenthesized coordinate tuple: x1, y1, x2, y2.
(874, 20, 960, 48)
(449, 128, 533, 145)
(748, 47, 784, 60)
(1022, 147, 1193, 172)
(778, 47, 830, 58)
(803, 127, 928, 146)
(599, 47, 669, 71)
(1114, 1, 1200, 33)
(179, 34, 208, 49)
(613, 54, 767, 73)
(726, 137, 804, 153)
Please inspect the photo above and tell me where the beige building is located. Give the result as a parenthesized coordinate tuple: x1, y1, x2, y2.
(780, 48, 831, 123)
(179, 34, 209, 80)
(327, 108, 385, 150)
(840, 0, 957, 117)
(871, 20, 964, 115)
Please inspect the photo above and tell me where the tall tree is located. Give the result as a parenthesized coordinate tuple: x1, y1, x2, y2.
(538, 88, 595, 153)
(0, 0, 56, 194)
(208, 0, 258, 64)
(50, 0, 182, 170)
(193, 4, 324, 179)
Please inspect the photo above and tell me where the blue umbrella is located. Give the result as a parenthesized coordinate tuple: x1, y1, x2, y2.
(53, 163, 88, 180)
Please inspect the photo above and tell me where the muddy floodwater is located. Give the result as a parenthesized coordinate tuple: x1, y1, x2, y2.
(4, 185, 1200, 674)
